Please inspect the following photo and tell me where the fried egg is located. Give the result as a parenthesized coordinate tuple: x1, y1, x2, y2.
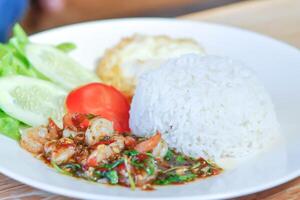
(97, 34, 204, 97)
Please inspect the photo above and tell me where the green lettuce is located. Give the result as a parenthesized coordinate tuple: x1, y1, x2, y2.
(0, 24, 76, 79)
(0, 110, 21, 141)
(0, 24, 48, 79)
(0, 24, 76, 141)
(0, 24, 43, 141)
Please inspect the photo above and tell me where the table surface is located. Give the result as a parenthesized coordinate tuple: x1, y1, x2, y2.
(1, 0, 300, 199)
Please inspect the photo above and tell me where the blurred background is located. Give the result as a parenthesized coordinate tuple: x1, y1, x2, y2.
(0, 0, 247, 41)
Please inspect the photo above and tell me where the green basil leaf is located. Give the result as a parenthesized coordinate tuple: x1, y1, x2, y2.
(105, 170, 119, 184)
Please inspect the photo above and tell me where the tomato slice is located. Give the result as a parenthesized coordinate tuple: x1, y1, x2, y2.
(66, 83, 130, 132)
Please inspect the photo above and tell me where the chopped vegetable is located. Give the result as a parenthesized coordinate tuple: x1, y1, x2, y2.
(155, 173, 197, 185)
(145, 158, 156, 175)
(102, 159, 124, 169)
(105, 170, 119, 184)
(56, 42, 76, 53)
(164, 149, 174, 161)
(124, 150, 139, 157)
(124, 156, 135, 190)
(0, 75, 67, 128)
(66, 83, 130, 132)
(176, 155, 186, 164)
(131, 157, 144, 168)
(51, 161, 72, 176)
(93, 170, 105, 179)
(25, 43, 100, 90)
(62, 163, 82, 172)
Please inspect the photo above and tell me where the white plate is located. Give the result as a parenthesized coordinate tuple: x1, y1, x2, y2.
(1, 18, 300, 200)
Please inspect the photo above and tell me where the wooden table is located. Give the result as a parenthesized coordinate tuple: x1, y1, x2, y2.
(1, 0, 299, 199)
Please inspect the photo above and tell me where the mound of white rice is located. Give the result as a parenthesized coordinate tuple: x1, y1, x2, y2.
(129, 54, 280, 163)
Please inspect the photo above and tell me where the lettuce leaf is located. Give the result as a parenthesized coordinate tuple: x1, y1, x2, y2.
(0, 24, 47, 141)
(0, 25, 48, 79)
(0, 24, 76, 79)
(0, 110, 21, 141)
(0, 24, 77, 141)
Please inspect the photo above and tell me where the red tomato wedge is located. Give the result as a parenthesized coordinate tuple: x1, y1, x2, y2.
(66, 83, 130, 132)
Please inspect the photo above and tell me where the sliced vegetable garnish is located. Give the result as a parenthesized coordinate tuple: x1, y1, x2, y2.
(56, 42, 76, 53)
(105, 170, 119, 184)
(66, 83, 130, 132)
(124, 150, 139, 157)
(145, 158, 156, 175)
(124, 156, 135, 190)
(176, 155, 186, 164)
(102, 159, 124, 169)
(155, 173, 197, 185)
(164, 149, 174, 161)
(93, 170, 105, 179)
(191, 162, 201, 169)
(51, 161, 72, 176)
(62, 163, 82, 172)
(0, 76, 66, 127)
(25, 43, 100, 90)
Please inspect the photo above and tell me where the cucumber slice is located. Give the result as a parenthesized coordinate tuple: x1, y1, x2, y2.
(0, 75, 66, 127)
(25, 43, 100, 90)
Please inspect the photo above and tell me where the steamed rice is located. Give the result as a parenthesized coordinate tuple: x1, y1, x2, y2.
(129, 54, 280, 163)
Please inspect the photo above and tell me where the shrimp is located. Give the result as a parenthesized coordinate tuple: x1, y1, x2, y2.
(62, 129, 81, 138)
(134, 170, 157, 187)
(135, 132, 161, 153)
(124, 136, 137, 149)
(44, 138, 76, 164)
(74, 146, 89, 165)
(85, 117, 114, 146)
(152, 139, 168, 159)
(47, 119, 62, 140)
(63, 113, 90, 132)
(20, 127, 49, 154)
(86, 135, 125, 167)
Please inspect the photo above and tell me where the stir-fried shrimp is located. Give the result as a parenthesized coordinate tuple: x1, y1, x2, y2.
(87, 135, 125, 167)
(74, 145, 89, 165)
(20, 127, 50, 154)
(85, 117, 114, 146)
(47, 119, 62, 140)
(44, 138, 76, 164)
(124, 136, 137, 149)
(110, 135, 125, 153)
(20, 113, 222, 189)
(87, 145, 113, 167)
(134, 170, 157, 187)
(63, 129, 81, 138)
(63, 113, 90, 131)
(135, 132, 161, 153)
(152, 140, 168, 159)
